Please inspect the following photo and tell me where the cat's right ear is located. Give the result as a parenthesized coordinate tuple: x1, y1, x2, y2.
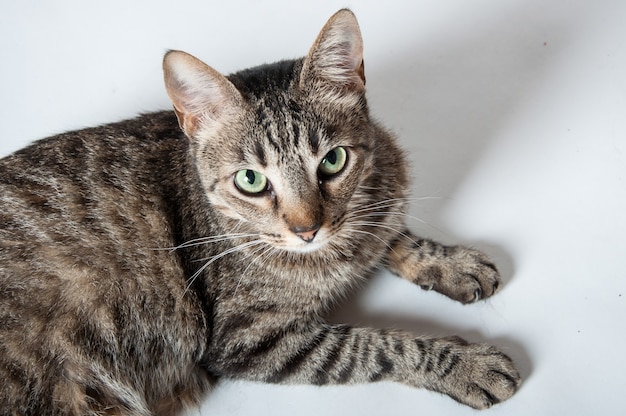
(163, 50, 243, 138)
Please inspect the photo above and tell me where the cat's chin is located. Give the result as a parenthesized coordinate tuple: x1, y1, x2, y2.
(265, 236, 331, 255)
(285, 241, 328, 254)
(267, 240, 327, 255)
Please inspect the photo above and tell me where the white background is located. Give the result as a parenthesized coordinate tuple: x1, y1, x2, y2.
(1, 1, 625, 415)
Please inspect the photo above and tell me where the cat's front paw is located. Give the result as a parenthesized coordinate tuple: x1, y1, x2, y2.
(418, 247, 502, 304)
(430, 339, 521, 410)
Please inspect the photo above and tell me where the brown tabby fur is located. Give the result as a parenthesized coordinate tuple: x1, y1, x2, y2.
(0, 9, 520, 415)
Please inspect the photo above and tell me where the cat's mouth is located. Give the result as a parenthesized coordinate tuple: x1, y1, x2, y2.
(261, 229, 331, 254)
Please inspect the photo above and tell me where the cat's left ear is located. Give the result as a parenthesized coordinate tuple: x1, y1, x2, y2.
(300, 9, 366, 101)
(163, 50, 243, 137)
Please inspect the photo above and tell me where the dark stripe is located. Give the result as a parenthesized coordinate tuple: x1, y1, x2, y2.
(308, 129, 319, 154)
(369, 350, 394, 382)
(360, 333, 372, 365)
(248, 301, 279, 314)
(254, 142, 267, 167)
(369, 370, 384, 382)
(425, 355, 434, 373)
(440, 354, 460, 378)
(287, 98, 302, 115)
(436, 346, 452, 367)
(223, 313, 254, 333)
(411, 239, 425, 250)
(336, 338, 360, 383)
(223, 330, 285, 375)
(267, 326, 330, 383)
(313, 326, 351, 385)
(388, 232, 407, 249)
(265, 131, 280, 152)
(291, 122, 300, 147)
(414, 339, 431, 372)
(378, 350, 395, 374)
(427, 241, 438, 256)
(236, 146, 246, 163)
(393, 339, 405, 355)
(247, 331, 283, 357)
(207, 179, 218, 193)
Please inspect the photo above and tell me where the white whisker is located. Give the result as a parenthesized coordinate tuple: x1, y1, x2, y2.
(350, 210, 430, 227)
(183, 239, 265, 295)
(342, 227, 394, 251)
(164, 233, 258, 253)
(349, 198, 412, 215)
(348, 220, 419, 246)
(234, 244, 275, 295)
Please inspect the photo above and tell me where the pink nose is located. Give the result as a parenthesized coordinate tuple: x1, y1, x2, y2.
(293, 224, 320, 243)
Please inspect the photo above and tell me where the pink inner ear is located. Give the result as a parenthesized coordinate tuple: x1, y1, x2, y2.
(163, 50, 243, 137)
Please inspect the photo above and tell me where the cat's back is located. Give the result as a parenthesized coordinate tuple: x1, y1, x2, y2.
(0, 111, 185, 266)
(0, 110, 197, 297)
(0, 111, 181, 238)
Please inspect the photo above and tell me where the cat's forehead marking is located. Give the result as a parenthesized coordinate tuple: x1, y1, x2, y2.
(308, 129, 320, 155)
(252, 142, 267, 167)
(253, 104, 337, 162)
(253, 102, 304, 155)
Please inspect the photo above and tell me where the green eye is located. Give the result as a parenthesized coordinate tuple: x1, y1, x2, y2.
(319, 147, 347, 176)
(234, 169, 268, 195)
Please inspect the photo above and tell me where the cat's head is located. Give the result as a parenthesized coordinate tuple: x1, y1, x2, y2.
(163, 9, 406, 255)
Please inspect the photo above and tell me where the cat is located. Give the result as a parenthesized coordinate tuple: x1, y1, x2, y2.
(0, 9, 520, 415)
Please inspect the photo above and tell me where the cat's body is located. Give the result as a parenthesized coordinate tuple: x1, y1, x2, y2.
(0, 10, 520, 415)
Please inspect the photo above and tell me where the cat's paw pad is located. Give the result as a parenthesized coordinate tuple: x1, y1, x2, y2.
(435, 342, 521, 410)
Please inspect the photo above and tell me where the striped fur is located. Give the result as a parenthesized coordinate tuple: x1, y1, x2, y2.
(0, 9, 519, 415)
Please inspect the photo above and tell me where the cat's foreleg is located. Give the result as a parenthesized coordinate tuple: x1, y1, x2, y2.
(386, 230, 502, 304)
(212, 324, 520, 409)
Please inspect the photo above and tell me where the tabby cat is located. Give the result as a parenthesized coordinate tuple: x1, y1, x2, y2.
(0, 9, 520, 415)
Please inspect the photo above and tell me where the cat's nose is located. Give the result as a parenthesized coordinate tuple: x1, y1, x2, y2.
(292, 224, 320, 243)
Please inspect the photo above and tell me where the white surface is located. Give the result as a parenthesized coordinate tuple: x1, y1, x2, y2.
(2, 1, 625, 415)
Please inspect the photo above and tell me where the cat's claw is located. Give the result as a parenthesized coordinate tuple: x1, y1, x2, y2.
(473, 287, 482, 303)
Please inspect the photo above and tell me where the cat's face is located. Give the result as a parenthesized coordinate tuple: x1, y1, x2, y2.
(163, 10, 405, 255)
(196, 95, 373, 254)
